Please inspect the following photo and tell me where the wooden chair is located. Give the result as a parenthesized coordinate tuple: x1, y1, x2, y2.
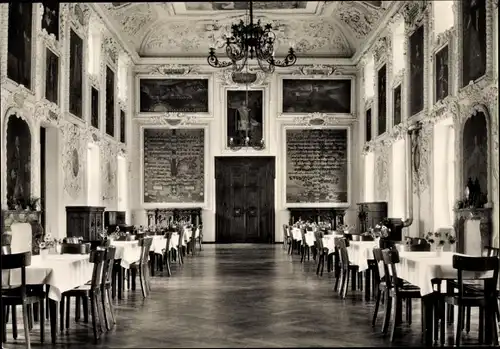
(161, 232, 173, 277)
(130, 238, 153, 298)
(335, 237, 360, 299)
(300, 228, 313, 263)
(101, 246, 116, 331)
(443, 255, 499, 346)
(2, 252, 46, 349)
(282, 224, 289, 251)
(59, 249, 106, 343)
(1, 234, 12, 255)
(371, 248, 387, 328)
(381, 248, 422, 342)
(314, 231, 328, 276)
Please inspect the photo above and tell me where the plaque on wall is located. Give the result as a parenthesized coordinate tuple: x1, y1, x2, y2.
(139, 79, 209, 113)
(143, 128, 205, 203)
(91, 87, 99, 129)
(106, 66, 115, 137)
(393, 85, 402, 126)
(282, 79, 352, 114)
(120, 110, 126, 144)
(286, 129, 348, 204)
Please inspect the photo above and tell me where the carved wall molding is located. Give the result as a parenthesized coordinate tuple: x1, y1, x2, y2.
(61, 122, 84, 199)
(373, 35, 390, 66)
(291, 64, 347, 76)
(67, 3, 90, 39)
(133, 113, 208, 127)
(412, 122, 432, 195)
(215, 69, 270, 87)
(431, 27, 455, 53)
(100, 141, 117, 202)
(402, 1, 429, 31)
(286, 112, 356, 127)
(145, 64, 199, 76)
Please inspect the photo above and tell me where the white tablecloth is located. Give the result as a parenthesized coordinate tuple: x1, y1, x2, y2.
(395, 251, 462, 295)
(110, 241, 141, 268)
(2, 254, 93, 301)
(347, 241, 378, 271)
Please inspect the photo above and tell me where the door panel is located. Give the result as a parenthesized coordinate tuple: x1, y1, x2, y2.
(215, 157, 275, 243)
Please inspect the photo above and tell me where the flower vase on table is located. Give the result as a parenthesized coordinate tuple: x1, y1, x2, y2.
(40, 248, 49, 258)
(435, 245, 444, 257)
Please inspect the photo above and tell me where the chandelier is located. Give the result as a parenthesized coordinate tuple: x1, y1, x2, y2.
(207, 1, 297, 74)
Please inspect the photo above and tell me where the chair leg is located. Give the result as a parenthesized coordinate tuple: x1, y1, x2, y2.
(139, 265, 147, 298)
(456, 305, 464, 347)
(75, 296, 81, 322)
(342, 269, 349, 299)
(59, 297, 65, 332)
(22, 303, 31, 349)
(2, 305, 7, 343)
(382, 293, 392, 334)
(389, 296, 398, 342)
(95, 290, 106, 335)
(39, 300, 45, 344)
(12, 305, 18, 339)
(316, 254, 322, 275)
(320, 254, 325, 276)
(130, 268, 137, 291)
(82, 296, 89, 323)
(90, 294, 99, 344)
(106, 287, 116, 325)
(465, 306, 471, 333)
(372, 288, 382, 327)
(65, 296, 70, 329)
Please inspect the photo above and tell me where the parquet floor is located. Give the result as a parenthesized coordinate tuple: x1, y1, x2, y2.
(3, 244, 486, 348)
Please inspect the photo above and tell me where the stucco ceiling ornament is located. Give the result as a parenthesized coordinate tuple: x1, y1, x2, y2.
(103, 36, 119, 65)
(88, 73, 100, 89)
(402, 1, 428, 28)
(147, 64, 198, 76)
(62, 123, 83, 199)
(336, 1, 382, 40)
(139, 17, 352, 57)
(68, 3, 90, 37)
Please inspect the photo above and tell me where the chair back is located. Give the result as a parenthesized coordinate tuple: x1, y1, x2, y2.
(282, 225, 289, 240)
(61, 243, 91, 254)
(334, 237, 350, 270)
(372, 248, 385, 283)
(89, 249, 106, 290)
(409, 243, 431, 252)
(101, 246, 116, 286)
(381, 248, 402, 293)
(314, 230, 324, 250)
(84, 239, 110, 251)
(10, 223, 32, 253)
(300, 228, 306, 244)
(453, 255, 499, 300)
(483, 246, 500, 257)
(1, 234, 12, 255)
(138, 237, 153, 265)
(163, 232, 173, 253)
(1, 252, 32, 297)
(178, 228, 185, 249)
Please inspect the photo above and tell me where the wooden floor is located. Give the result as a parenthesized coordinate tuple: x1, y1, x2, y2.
(3, 244, 486, 348)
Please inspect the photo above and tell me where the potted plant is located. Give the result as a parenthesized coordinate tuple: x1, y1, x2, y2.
(424, 230, 456, 255)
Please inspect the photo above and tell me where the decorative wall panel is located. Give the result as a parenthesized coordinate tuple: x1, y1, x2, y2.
(143, 128, 204, 203)
(286, 128, 348, 204)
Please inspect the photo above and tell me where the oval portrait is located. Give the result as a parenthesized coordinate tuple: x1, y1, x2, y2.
(71, 149, 79, 177)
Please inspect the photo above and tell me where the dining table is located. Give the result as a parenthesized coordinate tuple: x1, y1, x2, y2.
(2, 253, 94, 344)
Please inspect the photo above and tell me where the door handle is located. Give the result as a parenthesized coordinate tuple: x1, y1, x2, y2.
(234, 208, 243, 217)
(247, 207, 257, 217)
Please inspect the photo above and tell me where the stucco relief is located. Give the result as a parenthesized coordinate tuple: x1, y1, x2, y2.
(336, 1, 383, 39)
(412, 124, 432, 195)
(139, 18, 353, 57)
(62, 123, 84, 199)
(215, 69, 270, 87)
(133, 113, 207, 127)
(375, 146, 390, 201)
(288, 112, 356, 127)
(100, 142, 117, 202)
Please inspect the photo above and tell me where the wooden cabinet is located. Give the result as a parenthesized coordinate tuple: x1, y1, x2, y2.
(104, 211, 126, 227)
(356, 202, 388, 234)
(66, 206, 105, 241)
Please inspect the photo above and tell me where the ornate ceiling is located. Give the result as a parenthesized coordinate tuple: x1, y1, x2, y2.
(99, 1, 391, 58)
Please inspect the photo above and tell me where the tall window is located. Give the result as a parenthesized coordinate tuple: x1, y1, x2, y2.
(391, 18, 405, 75)
(433, 118, 455, 229)
(117, 156, 128, 213)
(432, 1, 454, 37)
(391, 139, 406, 218)
(364, 54, 375, 99)
(87, 22, 101, 76)
(87, 144, 101, 205)
(364, 152, 375, 201)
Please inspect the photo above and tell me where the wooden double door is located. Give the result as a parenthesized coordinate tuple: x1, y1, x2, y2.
(215, 157, 275, 243)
